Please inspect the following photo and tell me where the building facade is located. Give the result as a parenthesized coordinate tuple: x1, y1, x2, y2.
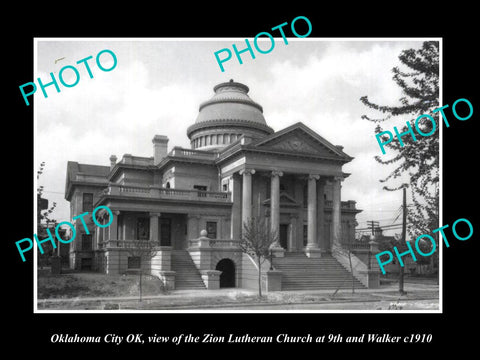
(64, 80, 377, 291)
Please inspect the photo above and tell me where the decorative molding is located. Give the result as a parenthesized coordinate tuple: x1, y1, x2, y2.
(258, 132, 338, 157)
(239, 168, 256, 176)
(271, 170, 284, 177)
(308, 174, 320, 181)
(199, 97, 264, 112)
(186, 119, 274, 138)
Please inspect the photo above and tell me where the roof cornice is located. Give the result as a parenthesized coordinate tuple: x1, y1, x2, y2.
(186, 118, 274, 138)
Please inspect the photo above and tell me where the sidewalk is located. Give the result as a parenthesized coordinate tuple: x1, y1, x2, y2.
(37, 282, 439, 311)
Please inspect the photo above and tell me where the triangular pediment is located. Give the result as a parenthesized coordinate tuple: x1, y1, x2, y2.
(252, 122, 352, 161)
(263, 192, 300, 207)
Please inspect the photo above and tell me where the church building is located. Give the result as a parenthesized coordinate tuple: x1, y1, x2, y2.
(64, 80, 378, 291)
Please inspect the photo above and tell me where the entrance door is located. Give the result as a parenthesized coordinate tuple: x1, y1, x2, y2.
(279, 224, 289, 250)
(216, 259, 235, 288)
(160, 218, 171, 246)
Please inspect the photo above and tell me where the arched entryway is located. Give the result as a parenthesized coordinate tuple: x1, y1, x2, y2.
(215, 259, 236, 288)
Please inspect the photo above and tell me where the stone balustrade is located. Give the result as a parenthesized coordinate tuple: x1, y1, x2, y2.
(103, 183, 231, 202)
(188, 238, 240, 249)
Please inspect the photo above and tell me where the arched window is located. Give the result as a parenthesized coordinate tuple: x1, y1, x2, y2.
(166, 182, 171, 189)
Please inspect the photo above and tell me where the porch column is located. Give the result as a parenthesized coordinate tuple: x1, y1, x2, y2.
(332, 176, 343, 249)
(101, 219, 106, 244)
(187, 214, 201, 239)
(108, 210, 120, 241)
(289, 214, 298, 252)
(270, 170, 283, 245)
(305, 174, 321, 258)
(95, 222, 101, 248)
(149, 212, 160, 244)
(231, 173, 242, 240)
(240, 168, 255, 234)
(317, 179, 327, 252)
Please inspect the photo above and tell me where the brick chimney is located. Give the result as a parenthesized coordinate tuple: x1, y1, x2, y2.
(152, 135, 169, 165)
(109, 155, 117, 170)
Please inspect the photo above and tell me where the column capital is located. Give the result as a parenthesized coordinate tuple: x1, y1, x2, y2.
(149, 212, 161, 217)
(271, 170, 284, 177)
(317, 177, 327, 185)
(333, 175, 344, 182)
(308, 174, 320, 181)
(239, 168, 256, 176)
(113, 210, 121, 216)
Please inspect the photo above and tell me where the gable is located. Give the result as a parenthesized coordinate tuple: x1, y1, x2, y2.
(263, 192, 300, 207)
(260, 131, 336, 156)
(252, 123, 351, 161)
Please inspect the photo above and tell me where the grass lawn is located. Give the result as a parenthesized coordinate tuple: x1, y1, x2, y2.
(37, 271, 165, 299)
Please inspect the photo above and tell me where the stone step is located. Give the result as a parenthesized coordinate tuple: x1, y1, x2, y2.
(170, 250, 205, 290)
(272, 252, 366, 290)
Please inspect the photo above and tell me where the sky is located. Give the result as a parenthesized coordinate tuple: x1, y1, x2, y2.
(35, 38, 438, 238)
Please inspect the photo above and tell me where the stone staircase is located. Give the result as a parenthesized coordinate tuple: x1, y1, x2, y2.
(170, 250, 206, 290)
(272, 252, 366, 290)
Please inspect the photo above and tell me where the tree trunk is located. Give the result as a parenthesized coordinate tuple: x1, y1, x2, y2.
(257, 256, 262, 297)
(139, 269, 143, 302)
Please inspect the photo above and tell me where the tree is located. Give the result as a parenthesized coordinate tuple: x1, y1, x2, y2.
(37, 162, 58, 267)
(360, 41, 440, 260)
(240, 217, 278, 297)
(125, 240, 158, 302)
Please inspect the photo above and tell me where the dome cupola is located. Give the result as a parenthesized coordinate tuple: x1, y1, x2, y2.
(186, 80, 274, 151)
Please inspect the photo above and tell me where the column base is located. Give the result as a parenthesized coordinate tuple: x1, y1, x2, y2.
(271, 246, 285, 258)
(304, 246, 322, 258)
(201, 270, 221, 289)
(265, 270, 282, 291)
(359, 270, 380, 289)
(156, 270, 175, 290)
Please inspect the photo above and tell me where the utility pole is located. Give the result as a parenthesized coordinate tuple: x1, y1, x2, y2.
(399, 186, 407, 295)
(366, 220, 379, 235)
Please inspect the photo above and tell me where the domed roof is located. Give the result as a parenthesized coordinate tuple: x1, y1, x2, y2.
(187, 80, 273, 138)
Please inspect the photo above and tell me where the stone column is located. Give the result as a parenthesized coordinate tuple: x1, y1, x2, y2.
(149, 212, 160, 244)
(108, 210, 120, 240)
(305, 174, 321, 258)
(289, 214, 298, 252)
(270, 170, 283, 244)
(332, 176, 343, 249)
(231, 173, 242, 240)
(187, 214, 200, 241)
(95, 222, 101, 248)
(316, 179, 327, 252)
(240, 169, 255, 233)
(270, 170, 285, 257)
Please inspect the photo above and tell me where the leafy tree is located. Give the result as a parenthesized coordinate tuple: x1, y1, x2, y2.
(37, 162, 58, 266)
(240, 217, 278, 297)
(360, 41, 440, 256)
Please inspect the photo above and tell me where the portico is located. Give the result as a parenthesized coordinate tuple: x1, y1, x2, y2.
(232, 165, 345, 257)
